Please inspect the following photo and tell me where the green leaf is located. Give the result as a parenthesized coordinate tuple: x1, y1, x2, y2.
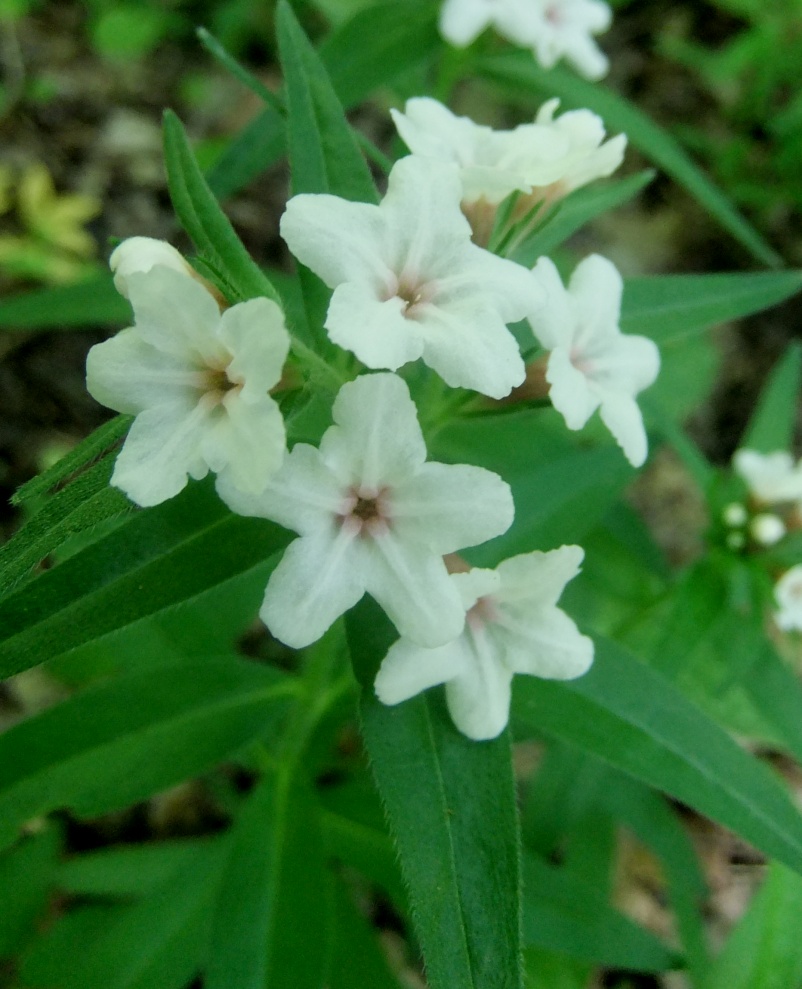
(513, 637, 802, 878)
(276, 0, 376, 203)
(329, 875, 406, 989)
(205, 106, 285, 201)
(13, 414, 132, 505)
(741, 343, 802, 453)
(521, 853, 681, 971)
(0, 659, 296, 850)
(0, 275, 130, 330)
(0, 827, 61, 958)
(744, 643, 802, 766)
(162, 109, 281, 304)
(352, 598, 523, 989)
(58, 839, 215, 898)
(21, 840, 229, 989)
(0, 455, 132, 595)
(621, 270, 802, 345)
(206, 771, 330, 989)
(479, 53, 783, 268)
(704, 862, 802, 989)
(510, 170, 655, 266)
(0, 480, 291, 680)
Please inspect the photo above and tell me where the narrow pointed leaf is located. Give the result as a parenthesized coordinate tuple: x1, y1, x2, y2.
(741, 343, 802, 453)
(0, 659, 296, 850)
(0, 275, 130, 330)
(513, 637, 802, 877)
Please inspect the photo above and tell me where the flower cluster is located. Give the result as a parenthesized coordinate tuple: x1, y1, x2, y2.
(438, 0, 613, 79)
(86, 92, 661, 739)
(729, 448, 802, 631)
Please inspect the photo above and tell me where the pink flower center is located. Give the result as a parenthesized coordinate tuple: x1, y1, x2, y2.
(467, 595, 499, 630)
(200, 362, 242, 408)
(383, 272, 434, 320)
(338, 485, 392, 537)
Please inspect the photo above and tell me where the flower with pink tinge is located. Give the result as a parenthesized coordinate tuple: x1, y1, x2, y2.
(527, 254, 660, 467)
(375, 546, 593, 740)
(774, 565, 802, 632)
(218, 373, 515, 650)
(279, 155, 542, 399)
(86, 265, 290, 507)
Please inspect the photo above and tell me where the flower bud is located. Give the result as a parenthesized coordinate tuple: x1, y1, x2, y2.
(722, 502, 747, 527)
(109, 237, 194, 298)
(750, 513, 786, 546)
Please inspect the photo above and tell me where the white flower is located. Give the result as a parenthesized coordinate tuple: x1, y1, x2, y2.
(391, 97, 625, 207)
(375, 546, 593, 740)
(109, 237, 195, 297)
(218, 373, 514, 650)
(733, 450, 802, 504)
(750, 513, 786, 546)
(528, 254, 660, 467)
(528, 0, 612, 80)
(86, 265, 290, 507)
(438, 0, 612, 80)
(279, 155, 542, 399)
(774, 565, 802, 632)
(439, 0, 543, 48)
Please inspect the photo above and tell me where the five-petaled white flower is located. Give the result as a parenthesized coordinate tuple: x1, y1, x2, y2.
(528, 254, 660, 467)
(375, 546, 593, 740)
(279, 155, 542, 399)
(528, 0, 612, 80)
(218, 373, 515, 650)
(391, 97, 625, 208)
(774, 565, 802, 632)
(733, 449, 802, 505)
(86, 265, 290, 507)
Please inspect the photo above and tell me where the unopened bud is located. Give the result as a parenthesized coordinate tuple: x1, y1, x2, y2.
(750, 513, 786, 547)
(726, 531, 746, 550)
(722, 502, 748, 527)
(109, 237, 194, 297)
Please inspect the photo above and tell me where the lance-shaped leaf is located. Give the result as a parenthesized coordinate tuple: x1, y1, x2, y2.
(205, 771, 330, 989)
(513, 638, 802, 877)
(740, 342, 802, 454)
(0, 659, 296, 851)
(0, 274, 130, 331)
(350, 598, 523, 989)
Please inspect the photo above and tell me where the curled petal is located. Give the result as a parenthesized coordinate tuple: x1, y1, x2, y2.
(598, 391, 648, 467)
(375, 637, 468, 705)
(445, 630, 513, 740)
(219, 298, 290, 397)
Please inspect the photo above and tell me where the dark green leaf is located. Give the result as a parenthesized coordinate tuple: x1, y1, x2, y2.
(276, 0, 376, 202)
(0, 827, 61, 958)
(0, 275, 130, 330)
(0, 659, 296, 850)
(741, 343, 802, 453)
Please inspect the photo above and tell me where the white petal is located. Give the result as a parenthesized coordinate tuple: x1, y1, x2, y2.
(417, 302, 526, 398)
(280, 194, 389, 290)
(260, 527, 364, 649)
(496, 546, 584, 609)
(218, 297, 290, 397)
(218, 442, 344, 536)
(110, 237, 192, 297)
(598, 390, 649, 467)
(569, 254, 623, 336)
(584, 333, 660, 397)
(391, 462, 514, 554)
(375, 637, 469, 705)
(364, 532, 465, 647)
(390, 98, 484, 166)
(204, 393, 285, 495)
(451, 568, 502, 610)
(438, 0, 493, 46)
(733, 450, 802, 503)
(445, 628, 513, 740)
(319, 373, 427, 489)
(325, 282, 425, 371)
(546, 347, 598, 429)
(528, 257, 575, 350)
(86, 329, 200, 414)
(496, 606, 594, 680)
(110, 400, 209, 507)
(562, 31, 609, 80)
(125, 266, 224, 364)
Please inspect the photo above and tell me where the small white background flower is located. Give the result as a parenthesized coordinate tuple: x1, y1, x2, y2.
(775, 565, 802, 632)
(219, 373, 515, 650)
(280, 155, 541, 399)
(528, 254, 660, 467)
(86, 265, 290, 507)
(733, 449, 802, 504)
(375, 546, 593, 740)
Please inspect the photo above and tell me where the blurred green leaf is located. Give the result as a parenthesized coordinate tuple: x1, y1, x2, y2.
(0, 274, 130, 330)
(741, 343, 802, 453)
(0, 827, 61, 959)
(0, 659, 296, 850)
(513, 637, 802, 877)
(329, 875, 406, 989)
(206, 772, 330, 989)
(479, 53, 783, 268)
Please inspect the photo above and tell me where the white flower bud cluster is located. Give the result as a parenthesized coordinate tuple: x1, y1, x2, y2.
(85, 96, 661, 739)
